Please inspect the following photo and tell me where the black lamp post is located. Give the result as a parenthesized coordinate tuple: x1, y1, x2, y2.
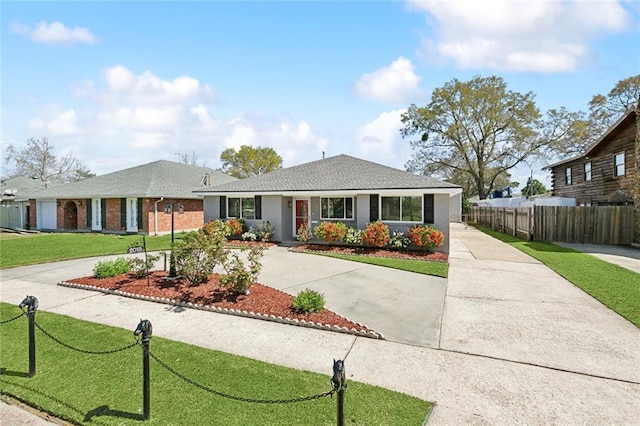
(164, 201, 184, 277)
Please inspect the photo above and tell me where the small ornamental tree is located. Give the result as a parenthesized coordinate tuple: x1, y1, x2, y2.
(313, 221, 348, 244)
(361, 221, 390, 247)
(407, 225, 444, 251)
(219, 246, 264, 294)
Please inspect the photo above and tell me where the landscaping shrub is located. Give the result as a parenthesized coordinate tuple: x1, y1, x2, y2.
(344, 228, 362, 245)
(257, 221, 275, 241)
(174, 229, 227, 285)
(407, 225, 444, 251)
(388, 230, 410, 250)
(129, 253, 161, 278)
(93, 257, 131, 278)
(296, 223, 313, 242)
(226, 219, 244, 237)
(219, 246, 264, 294)
(242, 228, 257, 241)
(313, 221, 348, 244)
(361, 221, 390, 247)
(291, 288, 325, 313)
(203, 219, 233, 239)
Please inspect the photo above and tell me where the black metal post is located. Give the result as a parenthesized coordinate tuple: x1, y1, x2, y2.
(18, 296, 38, 378)
(169, 205, 176, 277)
(331, 359, 346, 426)
(134, 319, 153, 421)
(27, 309, 36, 377)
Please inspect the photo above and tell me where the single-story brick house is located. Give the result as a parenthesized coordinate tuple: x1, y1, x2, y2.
(29, 160, 236, 235)
(195, 154, 462, 253)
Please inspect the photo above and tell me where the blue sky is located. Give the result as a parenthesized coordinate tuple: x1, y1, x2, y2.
(2, 1, 639, 188)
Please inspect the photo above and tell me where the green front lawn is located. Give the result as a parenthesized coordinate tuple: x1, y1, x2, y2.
(0, 233, 177, 269)
(475, 225, 640, 327)
(311, 252, 448, 278)
(0, 304, 432, 425)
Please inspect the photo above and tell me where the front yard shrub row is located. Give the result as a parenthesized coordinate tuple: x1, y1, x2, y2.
(308, 220, 445, 251)
(93, 257, 131, 278)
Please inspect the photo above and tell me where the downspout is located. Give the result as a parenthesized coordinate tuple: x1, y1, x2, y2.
(154, 197, 164, 236)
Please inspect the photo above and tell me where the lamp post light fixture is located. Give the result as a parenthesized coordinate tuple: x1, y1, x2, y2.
(163, 201, 184, 277)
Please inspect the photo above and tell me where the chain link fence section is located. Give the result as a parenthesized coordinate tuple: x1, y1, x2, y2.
(148, 349, 336, 404)
(0, 311, 25, 324)
(34, 321, 139, 355)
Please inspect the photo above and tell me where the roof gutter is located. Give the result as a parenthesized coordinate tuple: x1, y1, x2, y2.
(153, 197, 164, 236)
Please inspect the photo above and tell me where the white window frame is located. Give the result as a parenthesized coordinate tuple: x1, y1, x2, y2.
(584, 162, 591, 182)
(126, 197, 138, 232)
(565, 167, 572, 185)
(320, 197, 353, 220)
(614, 152, 625, 177)
(380, 195, 423, 223)
(92, 198, 102, 231)
(227, 197, 255, 219)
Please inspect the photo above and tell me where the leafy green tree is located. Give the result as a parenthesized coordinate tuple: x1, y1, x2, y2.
(585, 74, 640, 152)
(220, 145, 283, 179)
(521, 177, 548, 197)
(402, 76, 570, 199)
(3, 137, 93, 183)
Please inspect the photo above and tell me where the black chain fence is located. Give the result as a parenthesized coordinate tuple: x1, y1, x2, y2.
(0, 311, 25, 324)
(34, 320, 138, 355)
(148, 348, 336, 404)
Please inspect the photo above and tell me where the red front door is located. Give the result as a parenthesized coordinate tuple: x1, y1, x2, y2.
(294, 199, 309, 236)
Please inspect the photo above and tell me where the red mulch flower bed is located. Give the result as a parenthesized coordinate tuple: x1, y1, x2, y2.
(291, 244, 449, 262)
(66, 271, 373, 333)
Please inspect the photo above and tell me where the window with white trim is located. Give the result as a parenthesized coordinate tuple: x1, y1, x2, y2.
(565, 167, 572, 185)
(614, 152, 625, 177)
(380, 196, 422, 222)
(228, 197, 255, 219)
(320, 197, 353, 220)
(584, 162, 591, 181)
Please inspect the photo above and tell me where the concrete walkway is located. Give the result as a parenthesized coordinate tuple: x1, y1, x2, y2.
(1, 224, 639, 424)
(556, 241, 640, 274)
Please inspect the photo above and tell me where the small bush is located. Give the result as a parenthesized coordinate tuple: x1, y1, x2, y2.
(219, 246, 264, 294)
(296, 223, 313, 242)
(291, 288, 325, 313)
(175, 229, 227, 285)
(407, 225, 444, 250)
(361, 221, 390, 247)
(203, 220, 232, 239)
(129, 253, 161, 278)
(242, 228, 257, 241)
(344, 228, 362, 245)
(313, 221, 348, 244)
(257, 221, 275, 241)
(388, 230, 410, 250)
(93, 257, 131, 278)
(226, 219, 244, 236)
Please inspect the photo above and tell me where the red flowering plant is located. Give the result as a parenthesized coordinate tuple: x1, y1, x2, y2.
(361, 220, 390, 247)
(226, 219, 244, 237)
(313, 221, 348, 244)
(407, 225, 444, 252)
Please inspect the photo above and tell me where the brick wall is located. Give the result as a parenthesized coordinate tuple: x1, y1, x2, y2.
(150, 198, 204, 235)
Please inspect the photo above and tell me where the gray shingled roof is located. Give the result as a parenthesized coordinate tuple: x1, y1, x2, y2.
(1, 176, 58, 201)
(197, 154, 460, 193)
(31, 160, 236, 199)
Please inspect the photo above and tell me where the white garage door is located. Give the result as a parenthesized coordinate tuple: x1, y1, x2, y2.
(38, 201, 57, 230)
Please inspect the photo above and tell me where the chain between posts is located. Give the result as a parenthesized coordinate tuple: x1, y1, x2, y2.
(0, 311, 25, 324)
(34, 321, 138, 355)
(147, 349, 336, 404)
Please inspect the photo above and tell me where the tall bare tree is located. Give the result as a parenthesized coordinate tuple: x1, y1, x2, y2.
(3, 137, 93, 183)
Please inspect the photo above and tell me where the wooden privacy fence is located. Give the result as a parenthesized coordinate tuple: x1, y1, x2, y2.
(466, 205, 634, 245)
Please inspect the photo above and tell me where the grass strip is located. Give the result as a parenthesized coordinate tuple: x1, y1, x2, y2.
(308, 252, 448, 278)
(0, 233, 180, 269)
(474, 225, 640, 327)
(0, 303, 432, 425)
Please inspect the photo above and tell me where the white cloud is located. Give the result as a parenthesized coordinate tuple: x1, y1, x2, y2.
(356, 109, 411, 168)
(25, 66, 331, 174)
(408, 0, 630, 72)
(355, 57, 423, 104)
(11, 21, 99, 45)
